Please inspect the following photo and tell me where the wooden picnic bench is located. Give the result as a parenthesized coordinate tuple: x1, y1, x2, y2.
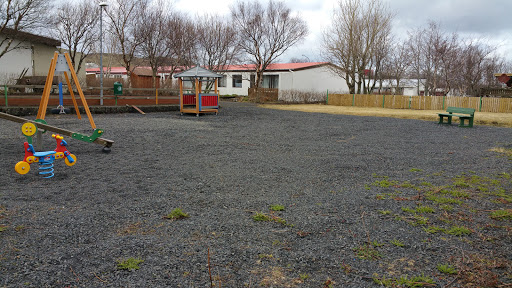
(438, 107, 475, 128)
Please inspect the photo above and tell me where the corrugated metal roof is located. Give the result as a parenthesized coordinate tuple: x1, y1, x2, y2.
(0, 28, 61, 47)
(173, 66, 223, 78)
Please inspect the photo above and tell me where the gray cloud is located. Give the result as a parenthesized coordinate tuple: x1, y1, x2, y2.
(387, 0, 512, 36)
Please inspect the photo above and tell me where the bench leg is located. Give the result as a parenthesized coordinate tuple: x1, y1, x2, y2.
(459, 117, 474, 128)
(438, 115, 452, 125)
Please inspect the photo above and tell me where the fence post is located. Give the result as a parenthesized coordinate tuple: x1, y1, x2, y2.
(479, 96, 482, 112)
(409, 95, 412, 109)
(326, 89, 328, 104)
(4, 85, 7, 107)
(382, 95, 385, 108)
(442, 96, 445, 110)
(352, 94, 355, 106)
(156, 88, 158, 105)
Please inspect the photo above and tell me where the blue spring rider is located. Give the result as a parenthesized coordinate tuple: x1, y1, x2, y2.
(15, 122, 76, 178)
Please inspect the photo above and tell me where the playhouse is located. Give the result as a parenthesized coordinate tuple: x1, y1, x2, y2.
(173, 66, 222, 116)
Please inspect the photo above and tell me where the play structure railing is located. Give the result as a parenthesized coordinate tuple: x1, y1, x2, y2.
(1, 85, 180, 106)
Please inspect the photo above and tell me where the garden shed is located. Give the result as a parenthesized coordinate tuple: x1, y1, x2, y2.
(173, 66, 222, 116)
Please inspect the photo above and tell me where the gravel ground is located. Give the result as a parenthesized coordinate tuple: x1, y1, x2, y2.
(1, 101, 511, 287)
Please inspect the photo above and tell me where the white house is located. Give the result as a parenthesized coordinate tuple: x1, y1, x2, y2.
(0, 28, 61, 83)
(216, 62, 349, 100)
(368, 79, 426, 96)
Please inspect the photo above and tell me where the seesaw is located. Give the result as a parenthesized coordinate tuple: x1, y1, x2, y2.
(0, 112, 113, 151)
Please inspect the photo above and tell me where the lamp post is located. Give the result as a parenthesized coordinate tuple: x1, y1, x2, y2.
(99, 2, 108, 106)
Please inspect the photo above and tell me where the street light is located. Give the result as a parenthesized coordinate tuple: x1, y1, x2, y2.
(302, 54, 310, 62)
(99, 2, 108, 106)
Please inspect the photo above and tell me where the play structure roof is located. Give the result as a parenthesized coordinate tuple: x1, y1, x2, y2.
(173, 66, 223, 79)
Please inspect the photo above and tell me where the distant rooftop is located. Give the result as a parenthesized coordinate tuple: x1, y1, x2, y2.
(0, 28, 60, 47)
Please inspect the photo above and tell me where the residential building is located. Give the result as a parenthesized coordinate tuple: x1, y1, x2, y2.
(368, 79, 426, 96)
(0, 28, 62, 83)
(216, 62, 349, 100)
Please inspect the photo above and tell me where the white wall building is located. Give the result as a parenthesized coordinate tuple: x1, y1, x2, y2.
(369, 79, 426, 96)
(216, 62, 349, 100)
(0, 28, 61, 83)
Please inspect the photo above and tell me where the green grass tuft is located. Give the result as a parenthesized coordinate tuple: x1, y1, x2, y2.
(490, 209, 512, 221)
(446, 226, 472, 236)
(354, 244, 382, 260)
(270, 204, 285, 211)
(437, 264, 457, 275)
(253, 212, 271, 222)
(117, 258, 144, 271)
(165, 208, 189, 220)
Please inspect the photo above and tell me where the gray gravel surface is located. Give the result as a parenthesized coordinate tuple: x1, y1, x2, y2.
(0, 101, 511, 287)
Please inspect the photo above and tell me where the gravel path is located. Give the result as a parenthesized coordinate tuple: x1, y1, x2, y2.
(1, 101, 511, 287)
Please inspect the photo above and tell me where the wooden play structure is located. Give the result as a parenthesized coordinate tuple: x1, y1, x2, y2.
(174, 66, 222, 116)
(38, 52, 96, 128)
(0, 52, 113, 152)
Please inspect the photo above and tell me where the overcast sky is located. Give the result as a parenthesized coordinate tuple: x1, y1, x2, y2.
(173, 0, 512, 63)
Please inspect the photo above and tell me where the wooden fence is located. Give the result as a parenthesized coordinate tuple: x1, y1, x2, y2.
(328, 94, 512, 113)
(0, 85, 180, 107)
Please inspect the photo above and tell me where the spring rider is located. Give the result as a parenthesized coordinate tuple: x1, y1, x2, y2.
(15, 122, 76, 178)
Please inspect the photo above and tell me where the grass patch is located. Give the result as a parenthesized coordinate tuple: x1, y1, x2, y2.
(401, 207, 416, 213)
(426, 195, 462, 205)
(490, 147, 512, 157)
(423, 225, 445, 234)
(446, 226, 472, 236)
(253, 212, 292, 226)
(253, 212, 271, 222)
(164, 208, 189, 220)
(415, 205, 435, 213)
(117, 258, 144, 271)
(354, 244, 382, 260)
(490, 209, 512, 221)
(270, 204, 285, 211)
(390, 239, 405, 247)
(411, 215, 428, 226)
(437, 264, 457, 275)
(373, 273, 435, 287)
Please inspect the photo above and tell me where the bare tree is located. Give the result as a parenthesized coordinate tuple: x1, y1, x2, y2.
(231, 0, 308, 89)
(138, 1, 172, 88)
(195, 14, 241, 89)
(163, 12, 197, 85)
(384, 41, 411, 95)
(0, 0, 51, 59)
(322, 0, 393, 94)
(104, 0, 148, 87)
(457, 40, 500, 96)
(51, 0, 98, 73)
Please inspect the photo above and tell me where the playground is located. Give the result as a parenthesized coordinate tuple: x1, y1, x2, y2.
(1, 101, 511, 287)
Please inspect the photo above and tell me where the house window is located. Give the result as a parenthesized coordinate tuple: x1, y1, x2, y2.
(232, 75, 242, 88)
(262, 75, 279, 89)
(218, 75, 226, 87)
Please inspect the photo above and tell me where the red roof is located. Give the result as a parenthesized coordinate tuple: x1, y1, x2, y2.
(86, 67, 127, 74)
(86, 62, 330, 74)
(221, 62, 328, 72)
